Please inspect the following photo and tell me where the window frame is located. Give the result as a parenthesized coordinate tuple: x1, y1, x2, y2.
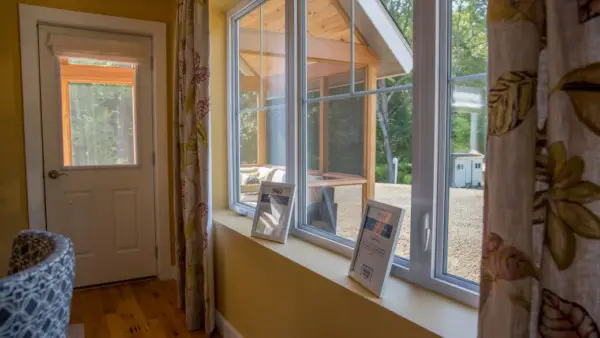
(227, 0, 265, 217)
(227, 0, 480, 307)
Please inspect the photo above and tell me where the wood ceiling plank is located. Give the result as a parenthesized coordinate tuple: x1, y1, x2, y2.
(239, 28, 377, 65)
(240, 0, 365, 44)
(328, 0, 366, 44)
(239, 61, 366, 92)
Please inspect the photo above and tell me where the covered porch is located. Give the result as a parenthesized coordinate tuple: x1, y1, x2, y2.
(237, 0, 413, 235)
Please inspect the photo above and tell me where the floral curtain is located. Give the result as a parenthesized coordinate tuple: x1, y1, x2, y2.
(173, 0, 214, 333)
(479, 0, 600, 336)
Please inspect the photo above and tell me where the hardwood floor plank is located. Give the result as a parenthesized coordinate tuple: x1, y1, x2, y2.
(147, 319, 168, 338)
(113, 297, 152, 337)
(140, 280, 191, 337)
(70, 279, 214, 338)
(130, 280, 163, 321)
(105, 313, 127, 338)
(99, 286, 121, 314)
(80, 289, 112, 338)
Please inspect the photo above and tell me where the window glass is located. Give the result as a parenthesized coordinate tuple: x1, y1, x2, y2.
(436, 0, 488, 285)
(238, 0, 287, 106)
(67, 58, 133, 68)
(450, 0, 487, 77)
(443, 80, 487, 282)
(306, 0, 371, 97)
(261, 0, 286, 102)
(304, 94, 367, 241)
(60, 58, 136, 167)
(306, 91, 321, 171)
(235, 0, 288, 209)
(374, 86, 412, 259)
(240, 111, 259, 165)
(302, 0, 414, 260)
(303, 90, 412, 259)
(380, 0, 414, 48)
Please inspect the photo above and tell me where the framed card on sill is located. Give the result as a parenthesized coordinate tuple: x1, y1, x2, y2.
(251, 181, 296, 244)
(348, 199, 405, 297)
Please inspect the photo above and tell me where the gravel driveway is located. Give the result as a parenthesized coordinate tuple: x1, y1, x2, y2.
(331, 183, 483, 282)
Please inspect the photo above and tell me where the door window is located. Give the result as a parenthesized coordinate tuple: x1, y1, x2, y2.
(59, 57, 137, 167)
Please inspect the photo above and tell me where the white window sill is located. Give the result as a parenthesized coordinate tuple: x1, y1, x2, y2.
(214, 210, 478, 338)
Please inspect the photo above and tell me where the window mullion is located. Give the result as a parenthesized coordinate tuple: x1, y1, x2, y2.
(349, 0, 355, 94)
(286, 0, 299, 228)
(295, 0, 307, 229)
(259, 5, 263, 108)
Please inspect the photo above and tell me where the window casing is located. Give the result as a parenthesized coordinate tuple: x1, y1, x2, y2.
(228, 0, 483, 306)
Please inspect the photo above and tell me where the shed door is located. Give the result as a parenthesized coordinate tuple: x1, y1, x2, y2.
(454, 160, 467, 188)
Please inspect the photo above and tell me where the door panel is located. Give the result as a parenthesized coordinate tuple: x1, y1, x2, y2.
(38, 25, 156, 287)
(113, 189, 139, 251)
(63, 191, 94, 255)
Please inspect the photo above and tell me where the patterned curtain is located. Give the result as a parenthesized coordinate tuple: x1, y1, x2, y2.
(479, 0, 600, 336)
(173, 0, 214, 333)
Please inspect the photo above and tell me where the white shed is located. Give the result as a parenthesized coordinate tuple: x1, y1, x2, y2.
(450, 153, 484, 188)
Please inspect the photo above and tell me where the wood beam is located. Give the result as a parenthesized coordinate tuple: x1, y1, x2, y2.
(308, 177, 367, 188)
(61, 78, 72, 166)
(239, 28, 378, 65)
(319, 77, 329, 173)
(239, 57, 258, 77)
(257, 90, 267, 165)
(307, 63, 360, 80)
(363, 65, 377, 210)
(240, 63, 366, 93)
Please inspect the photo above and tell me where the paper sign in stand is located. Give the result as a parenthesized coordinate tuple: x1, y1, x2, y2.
(348, 200, 405, 297)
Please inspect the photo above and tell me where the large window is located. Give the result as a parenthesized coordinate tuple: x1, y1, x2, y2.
(228, 0, 486, 306)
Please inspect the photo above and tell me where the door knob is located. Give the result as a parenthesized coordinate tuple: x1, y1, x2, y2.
(48, 170, 68, 179)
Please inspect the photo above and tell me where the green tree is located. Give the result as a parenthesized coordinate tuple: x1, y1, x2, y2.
(451, 0, 487, 77)
(239, 91, 259, 164)
(376, 0, 487, 183)
(69, 83, 134, 166)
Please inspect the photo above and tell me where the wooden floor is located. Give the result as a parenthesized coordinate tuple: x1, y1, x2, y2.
(70, 278, 216, 338)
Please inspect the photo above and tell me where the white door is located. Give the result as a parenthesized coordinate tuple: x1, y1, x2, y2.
(454, 160, 466, 188)
(465, 159, 472, 186)
(472, 161, 483, 186)
(38, 25, 157, 287)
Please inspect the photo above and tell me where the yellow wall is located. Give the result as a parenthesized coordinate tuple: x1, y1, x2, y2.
(210, 5, 229, 210)
(214, 223, 439, 338)
(0, 0, 177, 271)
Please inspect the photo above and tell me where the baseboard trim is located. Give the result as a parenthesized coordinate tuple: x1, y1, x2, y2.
(216, 311, 243, 338)
(158, 264, 178, 281)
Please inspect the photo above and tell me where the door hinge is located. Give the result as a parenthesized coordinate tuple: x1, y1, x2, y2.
(152, 152, 156, 166)
(155, 246, 158, 259)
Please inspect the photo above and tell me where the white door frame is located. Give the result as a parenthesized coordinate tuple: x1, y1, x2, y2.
(19, 4, 172, 280)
